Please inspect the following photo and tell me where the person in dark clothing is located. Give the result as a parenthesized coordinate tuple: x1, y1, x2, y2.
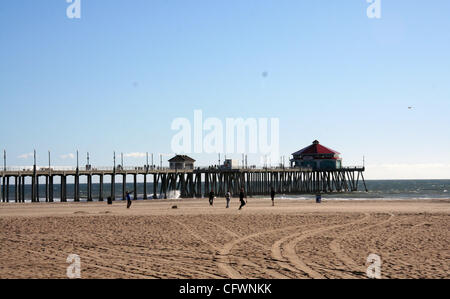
(126, 191, 132, 209)
(209, 190, 215, 206)
(225, 190, 231, 208)
(239, 188, 247, 210)
(271, 187, 276, 207)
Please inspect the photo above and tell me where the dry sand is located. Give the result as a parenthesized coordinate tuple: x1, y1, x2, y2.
(0, 198, 449, 279)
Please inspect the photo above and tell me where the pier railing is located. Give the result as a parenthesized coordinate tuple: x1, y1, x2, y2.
(1, 166, 315, 173)
(0, 165, 364, 173)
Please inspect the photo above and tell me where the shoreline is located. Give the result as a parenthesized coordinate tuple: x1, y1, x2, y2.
(1, 198, 449, 218)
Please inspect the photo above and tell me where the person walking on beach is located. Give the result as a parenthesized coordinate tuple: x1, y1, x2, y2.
(225, 190, 231, 208)
(209, 190, 215, 206)
(271, 187, 276, 207)
(126, 191, 132, 209)
(239, 188, 247, 210)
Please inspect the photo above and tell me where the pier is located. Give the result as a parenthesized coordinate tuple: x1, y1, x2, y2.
(0, 166, 367, 203)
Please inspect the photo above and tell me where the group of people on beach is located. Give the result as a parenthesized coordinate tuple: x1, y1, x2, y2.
(121, 187, 277, 210)
(208, 187, 277, 210)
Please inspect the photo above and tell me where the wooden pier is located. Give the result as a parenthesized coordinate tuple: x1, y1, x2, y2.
(0, 166, 367, 203)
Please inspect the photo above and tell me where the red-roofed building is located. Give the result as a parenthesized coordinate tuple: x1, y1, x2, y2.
(290, 140, 342, 170)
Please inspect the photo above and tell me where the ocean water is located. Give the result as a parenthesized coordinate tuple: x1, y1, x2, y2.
(279, 180, 450, 201)
(1, 180, 449, 203)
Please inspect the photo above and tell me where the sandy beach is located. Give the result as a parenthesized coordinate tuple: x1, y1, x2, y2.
(0, 198, 449, 279)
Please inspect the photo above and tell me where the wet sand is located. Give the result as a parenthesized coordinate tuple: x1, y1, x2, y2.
(0, 198, 449, 279)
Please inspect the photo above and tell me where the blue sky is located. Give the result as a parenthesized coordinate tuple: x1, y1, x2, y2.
(0, 0, 449, 179)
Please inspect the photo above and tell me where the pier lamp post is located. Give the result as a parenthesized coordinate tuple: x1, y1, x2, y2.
(3, 150, 6, 171)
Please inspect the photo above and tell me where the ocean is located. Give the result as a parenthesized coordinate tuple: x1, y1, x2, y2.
(1, 180, 449, 203)
(0, 180, 450, 202)
(279, 180, 450, 201)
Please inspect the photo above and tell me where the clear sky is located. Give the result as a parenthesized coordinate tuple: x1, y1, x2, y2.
(0, 0, 449, 179)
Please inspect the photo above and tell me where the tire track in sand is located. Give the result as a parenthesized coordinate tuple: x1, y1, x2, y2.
(91, 244, 223, 279)
(182, 218, 307, 279)
(169, 218, 230, 278)
(272, 213, 371, 279)
(328, 213, 395, 278)
(76, 247, 193, 279)
(216, 224, 314, 279)
(2, 236, 158, 278)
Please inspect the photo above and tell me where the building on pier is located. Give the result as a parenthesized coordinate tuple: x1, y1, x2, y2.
(221, 159, 240, 170)
(169, 155, 196, 170)
(290, 140, 342, 170)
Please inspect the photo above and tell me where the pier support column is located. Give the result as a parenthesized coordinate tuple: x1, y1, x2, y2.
(6, 176, 10, 203)
(14, 176, 18, 203)
(36, 176, 40, 202)
(133, 174, 137, 200)
(205, 173, 209, 197)
(111, 173, 115, 201)
(74, 173, 80, 202)
(31, 176, 35, 203)
(122, 174, 127, 200)
(99, 174, 104, 201)
(189, 173, 194, 198)
(60, 175, 64, 202)
(153, 173, 157, 199)
(73, 175, 77, 201)
(180, 173, 186, 198)
(45, 176, 49, 202)
(19, 175, 25, 202)
(87, 174, 92, 202)
(32, 168, 37, 203)
(49, 175, 54, 202)
(17, 176, 21, 203)
(21, 176, 25, 202)
(162, 174, 167, 199)
(143, 174, 147, 200)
